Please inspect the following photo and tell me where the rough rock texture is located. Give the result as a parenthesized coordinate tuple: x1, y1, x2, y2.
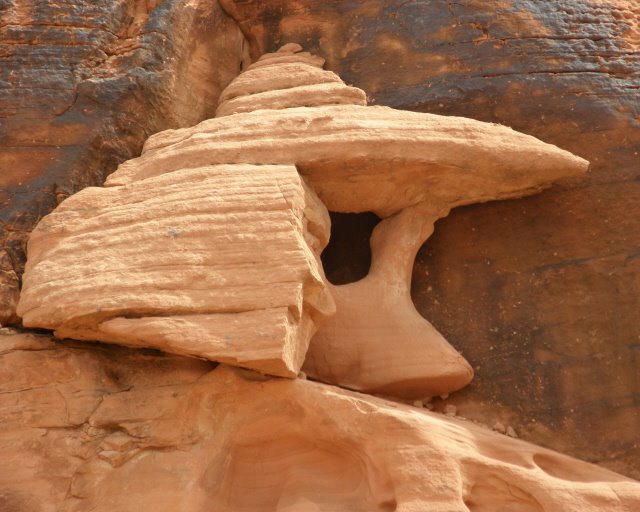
(0, 0, 244, 324)
(222, 0, 640, 477)
(1, 331, 639, 512)
(18, 164, 333, 377)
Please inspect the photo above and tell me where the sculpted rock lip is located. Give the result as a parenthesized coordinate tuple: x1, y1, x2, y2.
(108, 104, 589, 217)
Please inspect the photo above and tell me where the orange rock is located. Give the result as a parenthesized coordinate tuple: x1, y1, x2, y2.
(134, 49, 583, 398)
(18, 164, 333, 377)
(0, 0, 245, 325)
(111, 105, 588, 217)
(2, 333, 638, 511)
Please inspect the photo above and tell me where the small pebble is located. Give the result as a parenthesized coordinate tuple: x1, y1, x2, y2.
(493, 421, 507, 434)
(444, 404, 457, 416)
(506, 426, 518, 438)
(425, 403, 435, 411)
(297, 371, 307, 380)
(413, 400, 423, 408)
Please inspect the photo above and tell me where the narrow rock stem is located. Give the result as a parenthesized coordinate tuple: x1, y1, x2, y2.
(369, 202, 450, 292)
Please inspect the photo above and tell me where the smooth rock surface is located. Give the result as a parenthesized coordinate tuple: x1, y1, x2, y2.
(18, 165, 333, 377)
(1, 332, 638, 512)
(113, 105, 588, 217)
(305, 203, 474, 398)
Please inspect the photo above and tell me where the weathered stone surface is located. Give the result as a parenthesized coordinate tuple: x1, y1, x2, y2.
(74, 50, 583, 398)
(0, 0, 244, 324)
(221, 0, 640, 477)
(1, 332, 639, 512)
(18, 165, 333, 377)
(215, 44, 366, 116)
(3, 0, 638, 494)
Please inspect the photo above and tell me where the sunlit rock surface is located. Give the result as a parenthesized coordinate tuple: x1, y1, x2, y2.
(18, 164, 333, 377)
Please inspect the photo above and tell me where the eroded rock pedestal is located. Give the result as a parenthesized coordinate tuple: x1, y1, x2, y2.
(21, 43, 586, 398)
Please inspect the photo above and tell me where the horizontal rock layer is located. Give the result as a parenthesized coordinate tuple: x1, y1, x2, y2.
(90, 49, 585, 399)
(1, 332, 638, 512)
(18, 165, 333, 377)
(108, 105, 588, 217)
(215, 45, 367, 117)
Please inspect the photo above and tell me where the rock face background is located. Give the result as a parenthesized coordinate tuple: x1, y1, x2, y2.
(1, 0, 639, 482)
(222, 0, 640, 478)
(0, 0, 244, 322)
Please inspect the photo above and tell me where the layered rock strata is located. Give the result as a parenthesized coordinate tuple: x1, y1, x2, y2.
(1, 331, 639, 512)
(18, 44, 588, 397)
(18, 164, 333, 377)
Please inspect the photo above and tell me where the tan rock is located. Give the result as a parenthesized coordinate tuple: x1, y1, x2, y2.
(277, 42, 304, 53)
(249, 51, 326, 70)
(2, 334, 638, 511)
(16, 46, 589, 398)
(17, 164, 333, 377)
(215, 83, 367, 117)
(218, 62, 344, 104)
(304, 203, 475, 397)
(113, 105, 588, 217)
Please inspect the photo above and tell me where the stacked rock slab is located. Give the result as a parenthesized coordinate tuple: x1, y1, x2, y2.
(18, 164, 333, 377)
(18, 43, 589, 396)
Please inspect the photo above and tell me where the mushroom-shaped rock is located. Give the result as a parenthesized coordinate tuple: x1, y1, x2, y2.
(17, 44, 589, 398)
(101, 47, 588, 398)
(17, 164, 334, 377)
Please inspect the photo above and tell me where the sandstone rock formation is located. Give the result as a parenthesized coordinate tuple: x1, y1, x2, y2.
(18, 164, 333, 377)
(0, 0, 244, 324)
(1, 330, 639, 512)
(219, 0, 640, 478)
(17, 44, 588, 398)
(3, 4, 638, 481)
(0, 10, 638, 508)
